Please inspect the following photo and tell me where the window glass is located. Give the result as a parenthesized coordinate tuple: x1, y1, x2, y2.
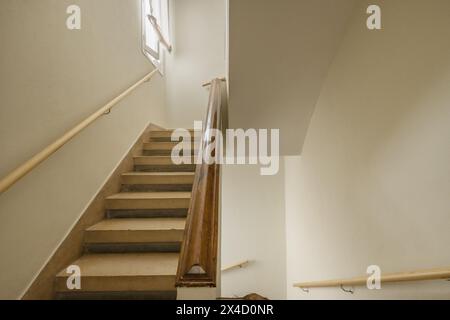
(143, 0, 160, 59)
(143, 0, 170, 66)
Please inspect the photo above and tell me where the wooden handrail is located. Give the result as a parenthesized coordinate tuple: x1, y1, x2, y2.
(222, 260, 251, 272)
(294, 266, 450, 289)
(0, 69, 158, 194)
(176, 78, 228, 287)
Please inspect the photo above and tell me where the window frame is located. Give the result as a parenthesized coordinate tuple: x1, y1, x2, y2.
(141, 0, 170, 73)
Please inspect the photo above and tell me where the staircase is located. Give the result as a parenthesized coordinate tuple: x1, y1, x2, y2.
(54, 129, 198, 300)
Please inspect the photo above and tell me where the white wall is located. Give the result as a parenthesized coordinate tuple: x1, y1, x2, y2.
(228, 0, 356, 155)
(164, 0, 226, 128)
(285, 0, 450, 299)
(0, 0, 167, 299)
(221, 164, 286, 299)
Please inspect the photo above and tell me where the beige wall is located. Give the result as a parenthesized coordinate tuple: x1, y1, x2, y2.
(164, 0, 226, 128)
(0, 0, 167, 299)
(285, 0, 450, 299)
(228, 0, 356, 155)
(221, 164, 286, 299)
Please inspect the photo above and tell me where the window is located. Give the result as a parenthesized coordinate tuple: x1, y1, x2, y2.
(142, 0, 170, 70)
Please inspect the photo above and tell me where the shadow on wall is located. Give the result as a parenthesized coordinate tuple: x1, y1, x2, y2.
(285, 0, 450, 299)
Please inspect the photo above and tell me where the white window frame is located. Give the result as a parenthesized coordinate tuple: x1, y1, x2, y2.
(141, 0, 170, 73)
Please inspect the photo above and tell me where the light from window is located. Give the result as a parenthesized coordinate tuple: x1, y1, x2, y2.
(142, 0, 170, 66)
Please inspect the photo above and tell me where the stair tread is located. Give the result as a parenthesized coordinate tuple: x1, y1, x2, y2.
(133, 156, 196, 172)
(106, 192, 191, 200)
(121, 172, 195, 187)
(134, 156, 194, 159)
(56, 253, 179, 278)
(151, 129, 197, 133)
(133, 156, 195, 163)
(144, 141, 199, 147)
(122, 172, 194, 176)
(87, 218, 186, 232)
(153, 129, 196, 131)
(149, 130, 201, 143)
(144, 140, 200, 148)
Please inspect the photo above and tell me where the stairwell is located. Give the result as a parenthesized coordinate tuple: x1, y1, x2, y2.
(54, 129, 198, 300)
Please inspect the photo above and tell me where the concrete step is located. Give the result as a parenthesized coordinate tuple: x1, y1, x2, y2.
(107, 208, 189, 219)
(84, 218, 185, 253)
(134, 156, 196, 172)
(121, 172, 194, 192)
(143, 141, 200, 156)
(143, 141, 200, 151)
(105, 192, 191, 210)
(55, 253, 179, 299)
(149, 130, 200, 143)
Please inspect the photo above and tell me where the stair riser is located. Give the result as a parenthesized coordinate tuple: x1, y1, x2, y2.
(150, 130, 199, 138)
(55, 276, 176, 292)
(85, 230, 184, 244)
(134, 157, 195, 166)
(143, 150, 198, 156)
(105, 198, 190, 211)
(107, 209, 188, 219)
(55, 291, 176, 300)
(134, 165, 196, 172)
(144, 142, 200, 149)
(121, 184, 193, 192)
(121, 173, 194, 185)
(85, 243, 181, 254)
(133, 157, 196, 171)
(149, 137, 199, 143)
(122, 172, 194, 182)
